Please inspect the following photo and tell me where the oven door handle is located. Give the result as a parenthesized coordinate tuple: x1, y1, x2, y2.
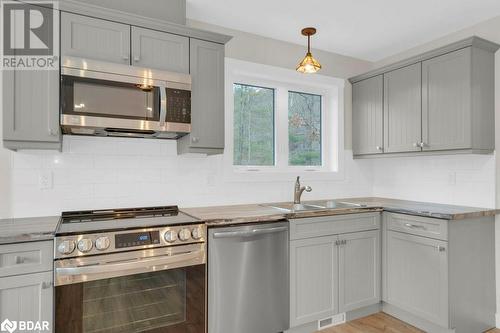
(56, 249, 203, 276)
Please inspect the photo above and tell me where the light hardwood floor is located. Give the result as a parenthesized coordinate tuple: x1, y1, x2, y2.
(317, 312, 500, 333)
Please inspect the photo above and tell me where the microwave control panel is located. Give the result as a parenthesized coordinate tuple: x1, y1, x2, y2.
(166, 88, 191, 124)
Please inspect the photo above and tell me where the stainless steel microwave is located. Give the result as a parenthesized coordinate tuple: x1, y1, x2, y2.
(60, 57, 192, 139)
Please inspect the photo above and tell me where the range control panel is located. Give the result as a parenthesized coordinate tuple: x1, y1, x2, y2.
(55, 224, 206, 259)
(166, 88, 191, 124)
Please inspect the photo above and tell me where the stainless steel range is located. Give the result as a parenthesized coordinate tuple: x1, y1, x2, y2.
(54, 206, 206, 333)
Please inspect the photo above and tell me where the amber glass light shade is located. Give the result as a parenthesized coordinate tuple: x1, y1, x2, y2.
(296, 27, 322, 74)
(296, 52, 322, 73)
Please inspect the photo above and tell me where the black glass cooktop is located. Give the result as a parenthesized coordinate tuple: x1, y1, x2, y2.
(61, 206, 180, 224)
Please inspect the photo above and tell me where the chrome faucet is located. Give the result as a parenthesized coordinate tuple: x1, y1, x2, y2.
(294, 176, 312, 204)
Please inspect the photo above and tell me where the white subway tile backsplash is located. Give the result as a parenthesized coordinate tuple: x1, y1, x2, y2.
(4, 136, 495, 217)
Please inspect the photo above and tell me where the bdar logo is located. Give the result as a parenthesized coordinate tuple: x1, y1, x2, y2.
(0, 319, 17, 333)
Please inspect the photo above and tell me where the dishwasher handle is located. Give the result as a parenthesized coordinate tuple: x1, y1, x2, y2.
(212, 226, 288, 239)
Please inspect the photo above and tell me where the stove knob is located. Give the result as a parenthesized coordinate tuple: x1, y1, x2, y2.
(58, 240, 76, 255)
(178, 228, 191, 242)
(77, 238, 93, 253)
(191, 227, 203, 240)
(164, 230, 178, 243)
(95, 237, 110, 251)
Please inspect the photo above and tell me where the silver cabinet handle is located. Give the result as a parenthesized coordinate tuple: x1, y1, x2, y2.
(376, 146, 383, 151)
(418, 142, 426, 148)
(192, 137, 200, 143)
(15, 256, 25, 264)
(437, 246, 446, 252)
(404, 223, 426, 230)
(335, 240, 347, 246)
(335, 240, 340, 246)
(212, 226, 288, 239)
(122, 54, 130, 60)
(413, 142, 420, 148)
(41, 282, 52, 289)
(133, 56, 140, 62)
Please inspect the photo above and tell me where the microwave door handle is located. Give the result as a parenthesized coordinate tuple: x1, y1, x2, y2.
(56, 249, 204, 276)
(159, 85, 167, 127)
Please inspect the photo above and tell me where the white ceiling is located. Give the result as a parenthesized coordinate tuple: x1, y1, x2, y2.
(186, 0, 500, 61)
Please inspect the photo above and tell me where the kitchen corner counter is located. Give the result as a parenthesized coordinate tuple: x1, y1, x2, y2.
(0, 216, 60, 245)
(341, 197, 499, 220)
(182, 197, 499, 226)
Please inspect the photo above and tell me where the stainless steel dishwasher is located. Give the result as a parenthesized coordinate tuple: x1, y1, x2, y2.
(208, 221, 289, 333)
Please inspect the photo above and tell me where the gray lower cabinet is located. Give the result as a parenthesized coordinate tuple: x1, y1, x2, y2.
(289, 213, 381, 329)
(350, 37, 498, 157)
(290, 235, 338, 327)
(0, 241, 54, 332)
(338, 230, 380, 313)
(382, 212, 496, 333)
(385, 230, 448, 327)
(0, 272, 53, 332)
(178, 39, 225, 155)
(2, 65, 60, 151)
(61, 12, 131, 64)
(352, 75, 384, 155)
(131, 27, 189, 73)
(383, 63, 422, 153)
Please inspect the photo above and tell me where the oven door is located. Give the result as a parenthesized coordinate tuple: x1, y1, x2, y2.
(55, 244, 206, 333)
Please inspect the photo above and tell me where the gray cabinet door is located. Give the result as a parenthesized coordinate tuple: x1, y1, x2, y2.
(383, 63, 422, 153)
(352, 75, 384, 155)
(386, 231, 448, 327)
(338, 230, 381, 312)
(422, 48, 472, 151)
(179, 39, 224, 153)
(290, 235, 338, 327)
(0, 271, 53, 332)
(61, 12, 131, 64)
(3, 69, 60, 150)
(131, 27, 189, 73)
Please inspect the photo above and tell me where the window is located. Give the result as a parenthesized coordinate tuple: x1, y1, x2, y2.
(226, 59, 344, 177)
(288, 91, 322, 166)
(233, 84, 275, 166)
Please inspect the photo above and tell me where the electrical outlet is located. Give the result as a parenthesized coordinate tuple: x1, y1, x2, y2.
(39, 171, 53, 190)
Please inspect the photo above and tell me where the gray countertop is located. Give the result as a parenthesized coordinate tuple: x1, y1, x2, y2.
(1, 197, 497, 244)
(182, 197, 499, 226)
(0, 216, 60, 245)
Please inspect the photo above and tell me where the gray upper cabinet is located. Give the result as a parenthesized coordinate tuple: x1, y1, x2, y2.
(383, 63, 422, 153)
(338, 230, 381, 313)
(422, 48, 471, 151)
(352, 75, 384, 155)
(61, 12, 131, 64)
(131, 27, 189, 73)
(385, 230, 448, 328)
(178, 39, 225, 155)
(3, 2, 60, 151)
(350, 37, 498, 157)
(290, 235, 338, 327)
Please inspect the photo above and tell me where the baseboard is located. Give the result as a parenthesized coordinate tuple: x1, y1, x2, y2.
(496, 313, 500, 328)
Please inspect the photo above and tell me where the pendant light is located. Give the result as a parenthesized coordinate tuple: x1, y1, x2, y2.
(296, 27, 322, 74)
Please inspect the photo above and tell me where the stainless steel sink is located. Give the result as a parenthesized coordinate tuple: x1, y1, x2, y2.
(263, 203, 325, 212)
(264, 201, 367, 213)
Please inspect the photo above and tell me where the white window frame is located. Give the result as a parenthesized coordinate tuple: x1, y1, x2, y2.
(224, 58, 345, 181)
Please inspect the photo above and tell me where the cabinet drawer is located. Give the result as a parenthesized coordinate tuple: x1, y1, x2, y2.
(290, 213, 380, 240)
(0, 241, 53, 277)
(385, 212, 447, 241)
